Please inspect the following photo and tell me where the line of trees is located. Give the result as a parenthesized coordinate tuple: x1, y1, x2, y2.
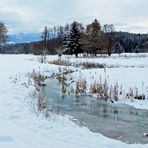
(40, 19, 148, 56)
(0, 19, 147, 55)
(41, 19, 116, 57)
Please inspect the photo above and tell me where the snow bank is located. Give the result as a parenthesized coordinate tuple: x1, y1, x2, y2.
(0, 54, 147, 148)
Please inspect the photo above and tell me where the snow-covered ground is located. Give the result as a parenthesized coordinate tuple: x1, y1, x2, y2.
(48, 53, 148, 68)
(69, 67, 148, 109)
(53, 53, 148, 109)
(0, 54, 147, 148)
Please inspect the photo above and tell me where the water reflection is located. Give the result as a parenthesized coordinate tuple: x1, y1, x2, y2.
(41, 78, 148, 144)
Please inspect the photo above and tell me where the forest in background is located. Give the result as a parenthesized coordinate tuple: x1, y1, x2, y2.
(0, 19, 148, 56)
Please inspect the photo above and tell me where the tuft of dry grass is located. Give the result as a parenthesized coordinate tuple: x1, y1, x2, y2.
(74, 76, 120, 102)
(75, 62, 105, 69)
(56, 75, 67, 84)
(49, 59, 71, 66)
(49, 59, 105, 69)
(30, 90, 52, 117)
(29, 70, 52, 117)
(75, 79, 87, 95)
(31, 70, 46, 88)
(126, 87, 145, 100)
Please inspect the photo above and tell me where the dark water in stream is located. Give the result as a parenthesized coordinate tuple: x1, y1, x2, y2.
(41, 78, 148, 144)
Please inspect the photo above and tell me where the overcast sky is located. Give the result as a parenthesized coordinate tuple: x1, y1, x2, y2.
(0, 0, 148, 34)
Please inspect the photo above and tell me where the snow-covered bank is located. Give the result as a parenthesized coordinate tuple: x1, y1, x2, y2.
(51, 53, 148, 110)
(0, 54, 147, 148)
(70, 67, 148, 109)
(48, 53, 148, 68)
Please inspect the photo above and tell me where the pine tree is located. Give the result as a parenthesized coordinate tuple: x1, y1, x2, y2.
(65, 21, 84, 57)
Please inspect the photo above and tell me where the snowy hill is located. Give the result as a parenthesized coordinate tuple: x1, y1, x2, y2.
(8, 33, 41, 44)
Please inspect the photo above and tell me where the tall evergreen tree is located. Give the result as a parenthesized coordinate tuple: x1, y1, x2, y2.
(66, 21, 84, 57)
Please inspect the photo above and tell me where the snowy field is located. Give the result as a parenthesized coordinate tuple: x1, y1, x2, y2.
(0, 54, 148, 148)
(49, 53, 148, 109)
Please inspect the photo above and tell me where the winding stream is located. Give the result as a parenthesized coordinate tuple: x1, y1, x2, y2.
(41, 78, 148, 144)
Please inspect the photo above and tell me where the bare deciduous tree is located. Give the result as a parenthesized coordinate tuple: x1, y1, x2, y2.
(0, 21, 7, 46)
(41, 26, 49, 48)
(103, 24, 115, 56)
(85, 19, 102, 56)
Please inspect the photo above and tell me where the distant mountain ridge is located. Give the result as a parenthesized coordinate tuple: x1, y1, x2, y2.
(8, 33, 42, 44)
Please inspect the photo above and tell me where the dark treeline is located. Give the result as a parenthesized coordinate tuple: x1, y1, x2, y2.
(2, 19, 148, 56)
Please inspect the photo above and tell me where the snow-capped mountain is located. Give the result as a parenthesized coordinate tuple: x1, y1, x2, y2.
(8, 33, 41, 44)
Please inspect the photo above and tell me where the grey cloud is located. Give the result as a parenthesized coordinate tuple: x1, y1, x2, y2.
(0, 0, 147, 33)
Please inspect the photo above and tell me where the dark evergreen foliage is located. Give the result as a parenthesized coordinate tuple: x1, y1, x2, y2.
(63, 21, 84, 57)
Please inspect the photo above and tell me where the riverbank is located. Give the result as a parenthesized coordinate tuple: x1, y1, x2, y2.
(48, 53, 148, 109)
(0, 54, 147, 148)
(42, 78, 148, 144)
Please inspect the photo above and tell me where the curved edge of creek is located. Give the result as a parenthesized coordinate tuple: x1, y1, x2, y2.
(40, 78, 148, 144)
